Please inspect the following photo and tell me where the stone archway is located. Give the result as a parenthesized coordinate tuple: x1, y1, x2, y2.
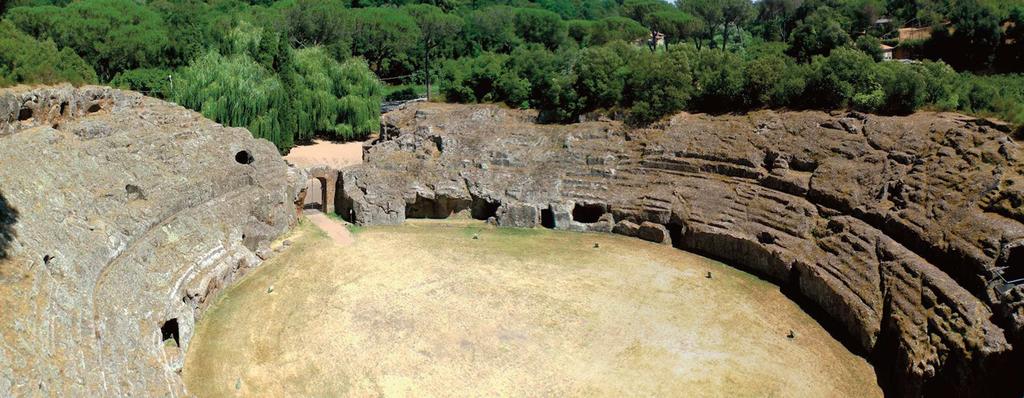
(303, 177, 328, 212)
(303, 165, 339, 214)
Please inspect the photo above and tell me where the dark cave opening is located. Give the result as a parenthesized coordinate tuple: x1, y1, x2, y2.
(572, 203, 604, 224)
(540, 207, 555, 229)
(160, 318, 180, 348)
(470, 197, 499, 220)
(406, 195, 470, 219)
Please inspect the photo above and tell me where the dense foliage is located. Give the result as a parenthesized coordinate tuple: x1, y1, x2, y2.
(440, 42, 1023, 126)
(1, 0, 1022, 148)
(0, 20, 95, 86)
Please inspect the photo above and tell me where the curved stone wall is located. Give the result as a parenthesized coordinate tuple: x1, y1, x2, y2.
(0, 86, 302, 396)
(342, 103, 1024, 397)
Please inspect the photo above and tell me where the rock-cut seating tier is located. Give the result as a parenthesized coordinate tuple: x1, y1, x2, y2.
(0, 86, 303, 396)
(340, 103, 1024, 397)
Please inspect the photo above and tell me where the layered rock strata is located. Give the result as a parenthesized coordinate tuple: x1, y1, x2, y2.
(342, 103, 1024, 397)
(0, 86, 302, 396)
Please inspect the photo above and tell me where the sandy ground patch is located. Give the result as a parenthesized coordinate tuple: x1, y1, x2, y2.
(303, 210, 353, 246)
(184, 220, 881, 397)
(283, 139, 365, 169)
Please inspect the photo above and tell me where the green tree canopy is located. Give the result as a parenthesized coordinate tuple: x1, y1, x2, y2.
(464, 6, 521, 53)
(7, 0, 170, 80)
(513, 7, 566, 50)
(788, 6, 851, 62)
(588, 17, 647, 45)
(350, 7, 421, 76)
(0, 19, 95, 86)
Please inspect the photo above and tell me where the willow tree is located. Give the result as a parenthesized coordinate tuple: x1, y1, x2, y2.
(293, 47, 384, 141)
(170, 51, 295, 150)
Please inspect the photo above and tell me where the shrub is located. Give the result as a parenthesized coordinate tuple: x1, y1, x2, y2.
(624, 48, 694, 125)
(692, 50, 745, 112)
(573, 46, 628, 111)
(855, 35, 883, 62)
(804, 47, 880, 110)
(744, 54, 805, 108)
(110, 68, 172, 97)
(385, 86, 420, 101)
(876, 62, 927, 115)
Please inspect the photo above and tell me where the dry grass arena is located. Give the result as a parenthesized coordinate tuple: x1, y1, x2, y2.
(183, 218, 882, 397)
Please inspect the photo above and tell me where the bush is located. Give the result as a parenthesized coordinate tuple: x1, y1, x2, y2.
(855, 35, 883, 62)
(385, 86, 420, 101)
(744, 54, 805, 108)
(804, 47, 880, 110)
(876, 62, 927, 115)
(439, 52, 514, 104)
(624, 49, 694, 125)
(573, 46, 627, 111)
(110, 68, 172, 97)
(692, 50, 745, 112)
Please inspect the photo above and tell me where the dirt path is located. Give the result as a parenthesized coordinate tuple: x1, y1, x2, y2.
(184, 220, 880, 397)
(303, 210, 354, 246)
(283, 139, 364, 169)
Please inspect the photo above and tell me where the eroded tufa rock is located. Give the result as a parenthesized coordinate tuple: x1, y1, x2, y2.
(343, 102, 1024, 397)
(0, 85, 301, 396)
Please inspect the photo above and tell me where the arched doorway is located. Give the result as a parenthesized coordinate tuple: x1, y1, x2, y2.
(303, 177, 328, 212)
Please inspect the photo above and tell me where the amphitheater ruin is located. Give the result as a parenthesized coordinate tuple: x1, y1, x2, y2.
(1, 86, 1023, 397)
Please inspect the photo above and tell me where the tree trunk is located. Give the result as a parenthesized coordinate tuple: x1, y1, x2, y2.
(722, 23, 729, 51)
(424, 46, 431, 101)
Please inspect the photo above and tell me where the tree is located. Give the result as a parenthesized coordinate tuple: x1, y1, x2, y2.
(150, 0, 223, 68)
(719, 0, 753, 51)
(7, 0, 170, 81)
(588, 17, 647, 46)
(804, 47, 880, 109)
(648, 11, 698, 50)
(855, 35, 883, 61)
(692, 49, 745, 111)
(513, 8, 566, 50)
(350, 7, 421, 76)
(404, 4, 461, 100)
(464, 6, 521, 53)
(285, 0, 354, 53)
(927, 0, 1001, 70)
(621, 0, 673, 51)
(679, 0, 723, 50)
(752, 0, 802, 42)
(171, 51, 294, 150)
(743, 54, 806, 108)
(566, 19, 595, 46)
(788, 6, 850, 62)
(0, 20, 96, 86)
(875, 61, 926, 115)
(996, 6, 1024, 72)
(573, 45, 627, 111)
(292, 47, 384, 140)
(624, 48, 694, 125)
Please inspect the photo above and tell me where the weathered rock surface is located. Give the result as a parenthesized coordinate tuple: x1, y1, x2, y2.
(0, 85, 300, 396)
(342, 103, 1024, 397)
